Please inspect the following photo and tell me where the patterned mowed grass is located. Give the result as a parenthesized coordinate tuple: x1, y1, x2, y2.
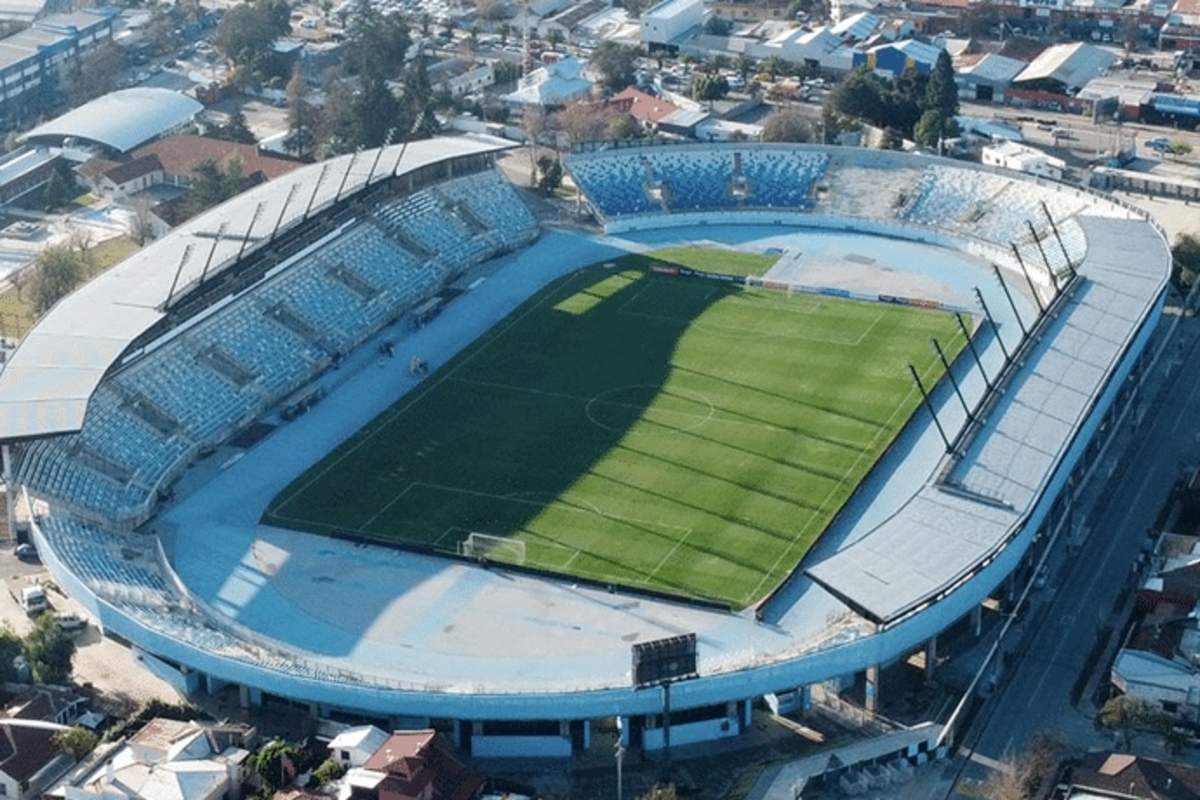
(264, 251, 964, 608)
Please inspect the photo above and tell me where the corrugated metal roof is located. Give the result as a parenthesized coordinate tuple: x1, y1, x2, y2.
(1014, 42, 1117, 90)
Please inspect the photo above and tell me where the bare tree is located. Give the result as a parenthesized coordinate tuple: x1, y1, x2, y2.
(128, 197, 157, 247)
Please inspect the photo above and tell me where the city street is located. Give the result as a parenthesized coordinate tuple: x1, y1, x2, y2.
(941, 311, 1200, 794)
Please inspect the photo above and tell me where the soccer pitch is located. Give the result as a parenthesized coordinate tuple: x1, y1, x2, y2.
(265, 252, 965, 608)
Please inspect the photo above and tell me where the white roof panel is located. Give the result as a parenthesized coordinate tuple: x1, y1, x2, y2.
(21, 88, 203, 153)
(807, 215, 1170, 623)
(0, 136, 512, 440)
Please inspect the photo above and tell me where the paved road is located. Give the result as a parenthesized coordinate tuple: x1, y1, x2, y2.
(945, 314, 1200, 791)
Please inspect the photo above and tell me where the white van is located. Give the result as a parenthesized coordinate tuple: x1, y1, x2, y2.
(19, 585, 46, 615)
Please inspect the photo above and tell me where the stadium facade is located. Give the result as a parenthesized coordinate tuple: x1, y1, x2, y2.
(0, 138, 1171, 758)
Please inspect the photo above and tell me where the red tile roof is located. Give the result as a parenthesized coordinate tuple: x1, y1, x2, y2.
(365, 732, 481, 800)
(612, 87, 680, 124)
(134, 134, 300, 182)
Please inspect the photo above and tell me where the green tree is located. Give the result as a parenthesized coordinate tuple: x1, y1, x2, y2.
(536, 155, 562, 195)
(1168, 139, 1193, 160)
(213, 110, 258, 145)
(191, 157, 244, 209)
(914, 108, 958, 149)
(590, 41, 639, 92)
(1098, 695, 1171, 750)
(23, 612, 76, 684)
(826, 67, 887, 124)
(214, 0, 292, 87)
(1172, 232, 1200, 291)
(52, 727, 98, 760)
(493, 60, 519, 85)
(0, 628, 22, 683)
(342, 1, 411, 79)
(925, 50, 959, 119)
(761, 108, 812, 142)
(344, 74, 404, 147)
(400, 59, 438, 139)
(691, 72, 730, 106)
(313, 758, 345, 785)
(30, 244, 86, 315)
(251, 741, 308, 793)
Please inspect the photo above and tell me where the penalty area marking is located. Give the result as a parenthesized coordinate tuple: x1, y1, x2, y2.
(616, 280, 884, 346)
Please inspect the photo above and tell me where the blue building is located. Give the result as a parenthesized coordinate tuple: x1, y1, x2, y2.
(851, 38, 942, 76)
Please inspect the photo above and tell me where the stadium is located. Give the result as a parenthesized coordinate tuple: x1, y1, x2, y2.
(0, 136, 1171, 759)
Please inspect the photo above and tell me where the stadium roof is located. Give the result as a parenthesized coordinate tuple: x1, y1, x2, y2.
(1014, 42, 1116, 91)
(20, 89, 203, 154)
(0, 136, 512, 441)
(806, 215, 1169, 623)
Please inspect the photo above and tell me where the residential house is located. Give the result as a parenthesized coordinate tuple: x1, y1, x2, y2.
(327, 726, 389, 771)
(48, 718, 253, 800)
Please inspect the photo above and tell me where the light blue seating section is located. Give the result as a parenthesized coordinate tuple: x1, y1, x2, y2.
(14, 170, 538, 527)
(567, 147, 831, 217)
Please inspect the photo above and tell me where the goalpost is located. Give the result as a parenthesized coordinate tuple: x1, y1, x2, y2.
(457, 532, 527, 566)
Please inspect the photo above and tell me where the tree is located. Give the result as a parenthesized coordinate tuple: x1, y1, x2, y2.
(826, 67, 887, 124)
(41, 164, 75, 211)
(925, 50, 959, 120)
(251, 741, 308, 793)
(521, 104, 550, 185)
(1098, 695, 1172, 750)
(312, 758, 344, 785)
(214, 0, 292, 87)
(590, 41, 639, 92)
(977, 734, 1060, 800)
(761, 108, 812, 142)
(344, 74, 404, 148)
(914, 108, 957, 149)
(400, 59, 438, 140)
(52, 727, 98, 760)
(30, 244, 86, 315)
(23, 612, 75, 684)
(0, 628, 22, 683)
(341, 1, 411, 79)
(1168, 139, 1193, 160)
(691, 72, 729, 106)
(493, 59, 519, 86)
(212, 110, 258, 145)
(536, 155, 562, 194)
(1172, 232, 1200, 291)
(65, 40, 123, 106)
(128, 197, 157, 247)
(556, 100, 635, 145)
(286, 66, 315, 159)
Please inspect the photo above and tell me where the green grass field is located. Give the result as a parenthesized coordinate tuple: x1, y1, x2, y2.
(265, 252, 964, 608)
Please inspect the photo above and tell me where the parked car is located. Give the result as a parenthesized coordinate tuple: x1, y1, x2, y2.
(14, 543, 36, 561)
(53, 612, 86, 632)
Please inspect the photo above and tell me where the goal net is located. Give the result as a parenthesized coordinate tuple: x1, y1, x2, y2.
(457, 532, 527, 566)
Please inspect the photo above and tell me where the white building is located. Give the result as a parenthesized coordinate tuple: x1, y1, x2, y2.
(50, 719, 251, 800)
(326, 726, 389, 770)
(640, 0, 704, 48)
(982, 140, 1066, 180)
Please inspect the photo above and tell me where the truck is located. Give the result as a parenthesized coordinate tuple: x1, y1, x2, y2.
(19, 585, 46, 615)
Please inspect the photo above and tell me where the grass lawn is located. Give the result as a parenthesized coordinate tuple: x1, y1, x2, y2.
(646, 246, 778, 277)
(265, 253, 964, 608)
(0, 235, 140, 340)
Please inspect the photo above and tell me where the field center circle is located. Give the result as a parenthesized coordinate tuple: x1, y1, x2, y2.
(585, 385, 715, 434)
